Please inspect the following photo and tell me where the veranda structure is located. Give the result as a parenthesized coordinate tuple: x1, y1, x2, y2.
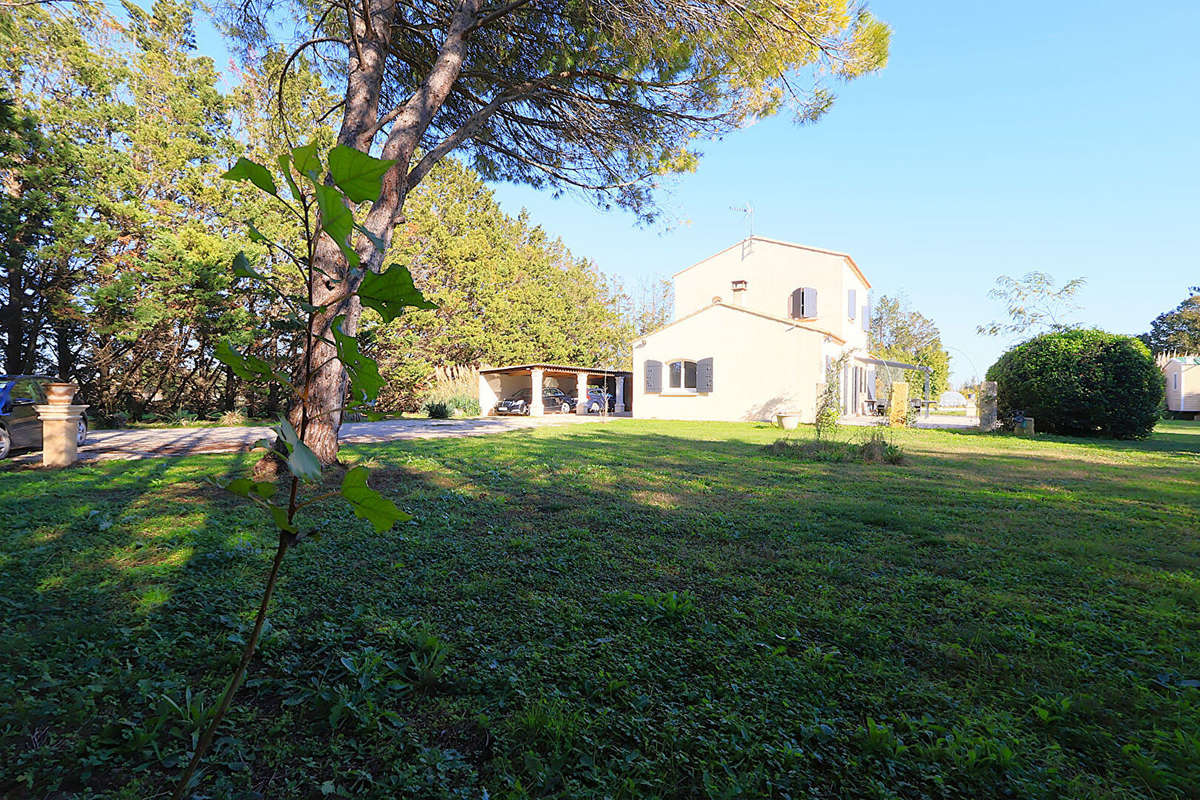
(479, 364, 633, 416)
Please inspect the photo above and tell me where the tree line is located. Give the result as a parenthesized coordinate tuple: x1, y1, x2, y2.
(0, 2, 660, 422)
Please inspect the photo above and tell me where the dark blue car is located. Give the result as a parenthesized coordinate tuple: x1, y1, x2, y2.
(0, 375, 88, 459)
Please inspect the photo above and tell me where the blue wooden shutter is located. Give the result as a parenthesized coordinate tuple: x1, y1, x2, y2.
(644, 360, 662, 393)
(697, 357, 714, 393)
(802, 287, 817, 318)
(862, 299, 870, 332)
(848, 289, 856, 319)
(789, 288, 802, 318)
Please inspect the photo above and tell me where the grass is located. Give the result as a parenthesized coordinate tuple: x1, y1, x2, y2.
(1, 420, 1198, 798)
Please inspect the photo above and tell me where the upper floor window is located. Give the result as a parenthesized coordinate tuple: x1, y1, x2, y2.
(848, 289, 857, 320)
(789, 287, 817, 319)
(669, 359, 697, 391)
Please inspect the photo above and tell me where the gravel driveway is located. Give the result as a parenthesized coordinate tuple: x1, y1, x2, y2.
(68, 413, 627, 462)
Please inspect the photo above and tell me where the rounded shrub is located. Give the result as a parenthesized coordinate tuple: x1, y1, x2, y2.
(985, 329, 1163, 439)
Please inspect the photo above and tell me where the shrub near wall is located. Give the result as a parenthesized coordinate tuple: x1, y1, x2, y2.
(986, 329, 1163, 439)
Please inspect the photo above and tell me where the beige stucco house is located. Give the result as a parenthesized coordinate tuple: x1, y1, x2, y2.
(1162, 355, 1200, 414)
(633, 236, 885, 423)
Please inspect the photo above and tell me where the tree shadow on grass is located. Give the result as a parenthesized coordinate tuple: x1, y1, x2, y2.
(334, 425, 1200, 797)
(2, 423, 1198, 798)
(0, 450, 287, 797)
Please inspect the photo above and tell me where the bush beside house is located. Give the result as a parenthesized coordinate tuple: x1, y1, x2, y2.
(986, 329, 1163, 439)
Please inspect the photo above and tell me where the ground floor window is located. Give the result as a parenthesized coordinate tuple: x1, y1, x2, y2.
(668, 359, 697, 391)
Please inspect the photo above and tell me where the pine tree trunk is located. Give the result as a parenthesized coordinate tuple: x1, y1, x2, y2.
(291, 0, 476, 463)
(294, 238, 370, 465)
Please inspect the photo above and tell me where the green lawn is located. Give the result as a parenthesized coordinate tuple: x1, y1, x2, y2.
(2, 421, 1198, 798)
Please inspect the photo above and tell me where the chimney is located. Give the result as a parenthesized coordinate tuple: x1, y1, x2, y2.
(731, 279, 747, 306)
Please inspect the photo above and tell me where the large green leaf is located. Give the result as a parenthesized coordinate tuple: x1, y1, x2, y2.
(270, 504, 299, 534)
(231, 251, 267, 282)
(215, 340, 288, 384)
(245, 222, 269, 243)
(328, 145, 395, 204)
(313, 183, 359, 267)
(277, 153, 302, 201)
(291, 142, 320, 180)
(217, 477, 278, 501)
(277, 418, 323, 482)
(221, 157, 277, 197)
(354, 222, 386, 255)
(357, 264, 435, 323)
(331, 315, 383, 405)
(340, 466, 409, 532)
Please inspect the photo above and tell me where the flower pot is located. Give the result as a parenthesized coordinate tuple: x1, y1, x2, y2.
(44, 382, 79, 405)
(775, 412, 802, 430)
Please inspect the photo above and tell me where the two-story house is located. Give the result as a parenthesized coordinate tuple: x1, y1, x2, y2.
(633, 236, 878, 422)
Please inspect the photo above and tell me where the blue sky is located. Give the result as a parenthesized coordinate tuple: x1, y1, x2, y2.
(197, 1, 1200, 382)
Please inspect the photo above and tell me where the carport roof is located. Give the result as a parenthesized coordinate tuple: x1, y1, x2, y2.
(479, 363, 632, 376)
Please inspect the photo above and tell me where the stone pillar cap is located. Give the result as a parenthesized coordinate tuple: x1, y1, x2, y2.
(33, 404, 90, 420)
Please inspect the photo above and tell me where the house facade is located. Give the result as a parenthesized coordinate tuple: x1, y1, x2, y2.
(633, 236, 879, 423)
(1163, 356, 1200, 414)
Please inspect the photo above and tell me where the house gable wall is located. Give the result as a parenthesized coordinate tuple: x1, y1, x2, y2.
(672, 238, 870, 351)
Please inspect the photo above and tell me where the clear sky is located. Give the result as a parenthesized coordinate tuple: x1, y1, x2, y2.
(195, 1, 1200, 383)
(486, 1, 1200, 383)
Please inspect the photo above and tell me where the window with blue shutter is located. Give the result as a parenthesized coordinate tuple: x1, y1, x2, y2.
(644, 360, 662, 393)
(697, 357, 714, 393)
(848, 289, 856, 319)
(862, 299, 870, 332)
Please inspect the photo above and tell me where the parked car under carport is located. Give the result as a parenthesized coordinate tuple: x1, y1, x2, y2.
(494, 387, 577, 415)
(479, 364, 632, 417)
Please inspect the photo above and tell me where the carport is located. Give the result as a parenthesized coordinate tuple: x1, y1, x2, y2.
(478, 364, 633, 416)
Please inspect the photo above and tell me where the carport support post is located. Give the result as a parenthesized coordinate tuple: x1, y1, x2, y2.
(615, 376, 625, 413)
(530, 368, 545, 416)
(923, 371, 931, 417)
(478, 373, 498, 416)
(34, 404, 88, 467)
(575, 372, 588, 415)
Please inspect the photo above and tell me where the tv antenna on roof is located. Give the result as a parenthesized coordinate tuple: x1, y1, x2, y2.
(730, 203, 754, 238)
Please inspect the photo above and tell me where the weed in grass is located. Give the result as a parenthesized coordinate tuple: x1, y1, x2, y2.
(764, 430, 905, 464)
(859, 429, 905, 464)
(217, 408, 249, 427)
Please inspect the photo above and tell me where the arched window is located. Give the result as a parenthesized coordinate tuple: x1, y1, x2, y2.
(668, 359, 697, 391)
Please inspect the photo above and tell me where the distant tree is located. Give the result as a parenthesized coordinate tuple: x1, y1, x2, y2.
(977, 272, 1086, 338)
(0, 97, 83, 375)
(868, 294, 950, 396)
(1142, 288, 1200, 354)
(630, 277, 674, 336)
(216, 0, 891, 462)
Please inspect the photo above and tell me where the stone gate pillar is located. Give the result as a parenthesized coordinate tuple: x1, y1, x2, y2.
(34, 403, 89, 467)
(979, 381, 998, 431)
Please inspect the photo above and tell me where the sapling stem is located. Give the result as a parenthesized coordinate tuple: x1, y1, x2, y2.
(169, 523, 294, 799)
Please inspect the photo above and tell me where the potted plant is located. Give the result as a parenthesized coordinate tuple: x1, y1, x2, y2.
(775, 411, 803, 430)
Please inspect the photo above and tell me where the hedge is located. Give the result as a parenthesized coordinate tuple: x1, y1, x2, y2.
(985, 329, 1163, 439)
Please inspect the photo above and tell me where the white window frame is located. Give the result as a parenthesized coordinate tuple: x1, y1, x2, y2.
(666, 359, 698, 394)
